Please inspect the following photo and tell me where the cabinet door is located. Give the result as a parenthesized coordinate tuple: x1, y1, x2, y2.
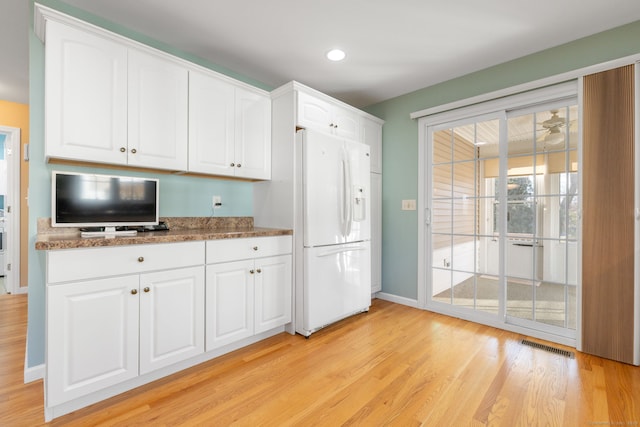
(128, 49, 188, 170)
(139, 266, 205, 375)
(45, 20, 128, 165)
(254, 255, 292, 333)
(234, 88, 272, 180)
(333, 106, 360, 141)
(297, 91, 333, 133)
(206, 260, 254, 350)
(188, 71, 236, 176)
(362, 117, 382, 173)
(47, 276, 139, 407)
(370, 173, 382, 293)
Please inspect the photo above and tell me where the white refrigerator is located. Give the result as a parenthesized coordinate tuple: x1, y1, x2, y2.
(295, 129, 371, 337)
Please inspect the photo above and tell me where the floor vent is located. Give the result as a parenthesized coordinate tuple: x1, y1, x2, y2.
(520, 339, 575, 358)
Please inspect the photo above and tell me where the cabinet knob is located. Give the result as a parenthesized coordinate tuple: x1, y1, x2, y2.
(236, 163, 241, 168)
(131, 148, 137, 154)
(120, 147, 126, 153)
(249, 269, 255, 274)
(256, 268, 262, 274)
(138, 256, 144, 262)
(143, 287, 150, 293)
(230, 162, 235, 167)
(131, 289, 138, 295)
(253, 246, 258, 251)
(329, 123, 335, 128)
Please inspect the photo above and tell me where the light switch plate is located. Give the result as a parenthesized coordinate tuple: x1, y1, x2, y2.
(402, 199, 416, 211)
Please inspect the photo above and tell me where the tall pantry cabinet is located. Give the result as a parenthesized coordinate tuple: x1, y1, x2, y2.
(254, 81, 384, 330)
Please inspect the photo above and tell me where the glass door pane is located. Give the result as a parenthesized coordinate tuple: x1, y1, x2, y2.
(505, 105, 578, 334)
(430, 118, 500, 316)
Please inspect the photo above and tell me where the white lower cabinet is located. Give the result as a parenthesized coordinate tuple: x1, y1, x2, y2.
(44, 236, 292, 420)
(139, 267, 205, 375)
(47, 275, 140, 407)
(46, 265, 205, 407)
(205, 236, 293, 351)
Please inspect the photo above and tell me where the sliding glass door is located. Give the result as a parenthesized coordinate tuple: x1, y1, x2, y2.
(426, 99, 579, 341)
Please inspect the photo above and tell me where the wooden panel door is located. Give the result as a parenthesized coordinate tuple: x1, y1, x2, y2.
(47, 276, 139, 406)
(582, 64, 635, 364)
(254, 255, 292, 333)
(188, 70, 236, 176)
(205, 260, 255, 351)
(128, 49, 188, 171)
(45, 20, 128, 164)
(234, 87, 272, 180)
(139, 266, 205, 375)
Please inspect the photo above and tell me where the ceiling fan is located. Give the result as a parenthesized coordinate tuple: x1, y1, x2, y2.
(538, 109, 567, 146)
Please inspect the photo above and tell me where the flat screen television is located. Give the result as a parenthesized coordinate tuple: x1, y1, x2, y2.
(52, 171, 159, 236)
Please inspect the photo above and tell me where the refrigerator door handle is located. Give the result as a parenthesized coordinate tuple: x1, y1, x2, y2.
(345, 152, 353, 236)
(316, 245, 367, 257)
(340, 159, 348, 237)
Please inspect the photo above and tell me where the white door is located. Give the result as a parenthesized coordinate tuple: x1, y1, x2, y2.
(188, 70, 235, 176)
(362, 117, 383, 173)
(332, 106, 360, 141)
(139, 266, 205, 375)
(297, 91, 333, 134)
(45, 20, 128, 164)
(302, 130, 347, 246)
(234, 88, 271, 180)
(254, 255, 292, 333)
(301, 242, 371, 334)
(47, 275, 139, 406)
(128, 49, 188, 171)
(205, 260, 255, 350)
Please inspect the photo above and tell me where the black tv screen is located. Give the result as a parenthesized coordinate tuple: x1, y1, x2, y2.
(52, 171, 159, 227)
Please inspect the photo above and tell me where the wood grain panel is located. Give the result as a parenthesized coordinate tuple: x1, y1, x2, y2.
(582, 64, 635, 364)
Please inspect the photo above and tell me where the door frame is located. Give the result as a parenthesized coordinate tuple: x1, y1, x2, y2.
(0, 126, 22, 294)
(417, 82, 580, 347)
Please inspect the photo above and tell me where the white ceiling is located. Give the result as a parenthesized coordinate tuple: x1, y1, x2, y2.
(2, 1, 640, 107)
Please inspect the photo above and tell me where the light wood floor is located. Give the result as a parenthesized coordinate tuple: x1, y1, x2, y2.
(2, 294, 639, 426)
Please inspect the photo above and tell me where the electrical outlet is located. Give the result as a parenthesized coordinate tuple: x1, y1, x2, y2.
(213, 196, 222, 209)
(401, 199, 416, 211)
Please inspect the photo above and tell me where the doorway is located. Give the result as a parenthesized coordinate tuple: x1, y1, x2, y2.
(0, 126, 21, 295)
(419, 84, 580, 346)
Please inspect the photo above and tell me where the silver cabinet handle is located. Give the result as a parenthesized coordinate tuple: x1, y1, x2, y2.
(131, 148, 137, 154)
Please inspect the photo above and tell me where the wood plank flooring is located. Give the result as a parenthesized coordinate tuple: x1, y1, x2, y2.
(1, 293, 639, 426)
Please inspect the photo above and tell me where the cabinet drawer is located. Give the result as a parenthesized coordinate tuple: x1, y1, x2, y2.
(206, 236, 292, 264)
(47, 241, 205, 284)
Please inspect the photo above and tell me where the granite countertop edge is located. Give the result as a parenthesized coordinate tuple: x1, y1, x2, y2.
(35, 217, 292, 250)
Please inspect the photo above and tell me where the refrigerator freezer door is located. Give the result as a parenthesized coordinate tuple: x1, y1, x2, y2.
(302, 130, 348, 247)
(300, 242, 371, 335)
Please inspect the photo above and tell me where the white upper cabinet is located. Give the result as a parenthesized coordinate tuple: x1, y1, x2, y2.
(361, 117, 383, 174)
(188, 70, 235, 176)
(234, 88, 271, 180)
(41, 12, 269, 178)
(297, 91, 360, 141)
(45, 20, 128, 164)
(128, 49, 189, 171)
(189, 71, 271, 180)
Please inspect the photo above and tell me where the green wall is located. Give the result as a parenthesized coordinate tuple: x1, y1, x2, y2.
(27, 1, 269, 368)
(364, 20, 640, 300)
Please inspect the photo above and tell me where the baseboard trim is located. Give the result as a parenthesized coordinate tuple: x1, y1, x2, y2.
(376, 292, 419, 308)
(24, 363, 45, 383)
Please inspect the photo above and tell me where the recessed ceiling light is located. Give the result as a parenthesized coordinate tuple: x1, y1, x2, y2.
(326, 49, 346, 61)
